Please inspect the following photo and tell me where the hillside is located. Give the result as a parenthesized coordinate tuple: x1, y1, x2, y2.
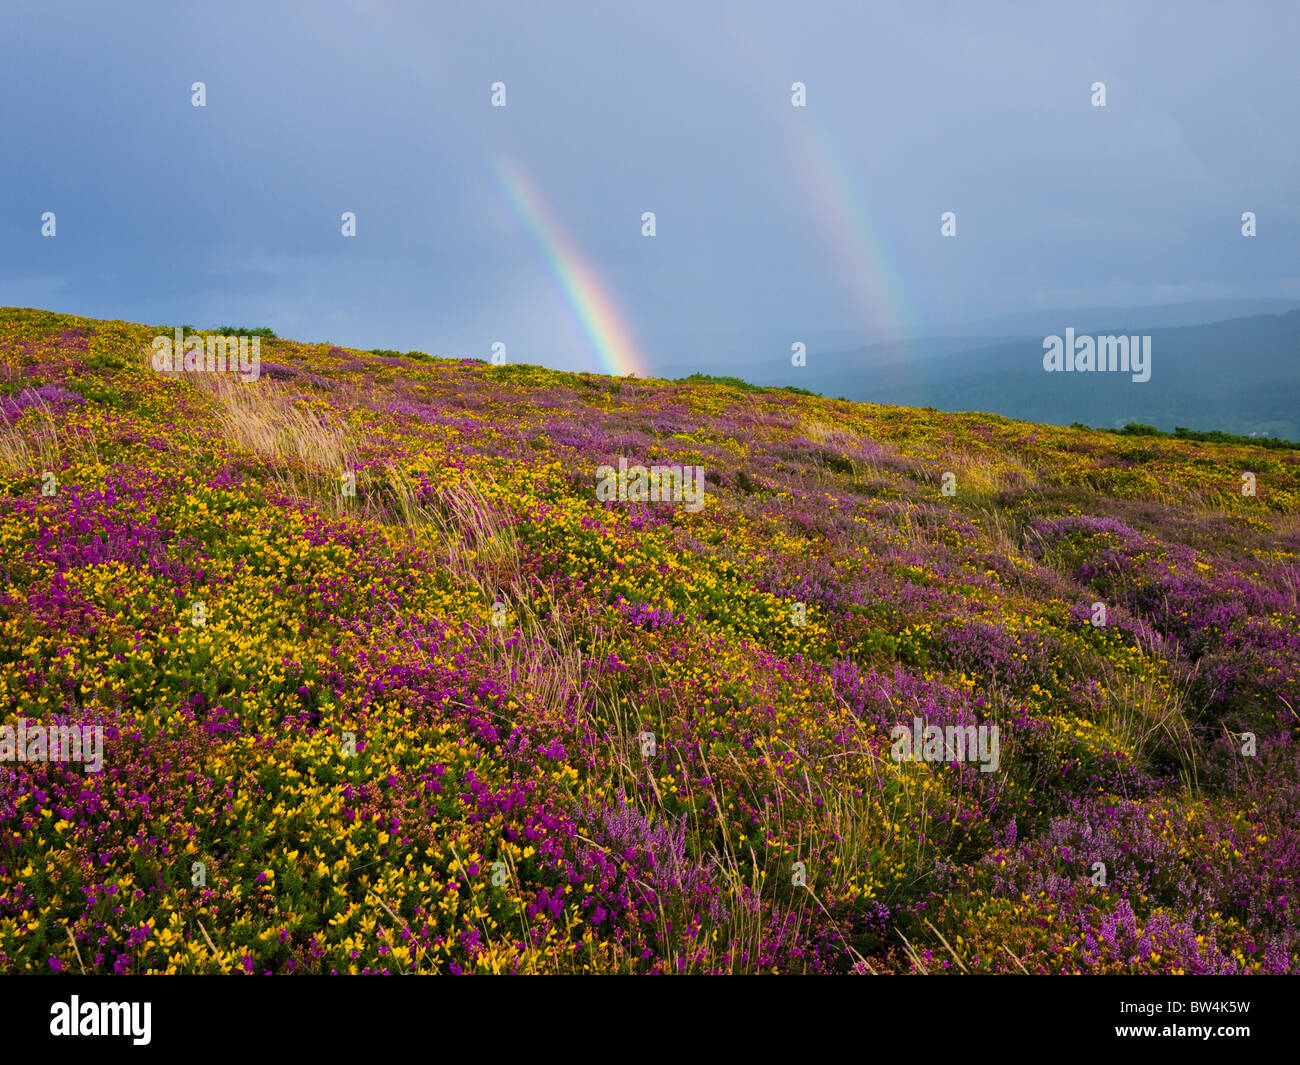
(2, 307, 1299, 974)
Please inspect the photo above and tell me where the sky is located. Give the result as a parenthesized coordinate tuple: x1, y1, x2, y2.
(2, 0, 1298, 376)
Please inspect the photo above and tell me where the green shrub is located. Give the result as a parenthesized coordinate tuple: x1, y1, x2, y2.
(211, 325, 277, 338)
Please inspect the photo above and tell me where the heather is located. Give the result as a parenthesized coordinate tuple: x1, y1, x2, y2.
(1, 307, 1298, 974)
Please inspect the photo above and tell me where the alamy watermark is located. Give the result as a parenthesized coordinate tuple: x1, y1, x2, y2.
(1, 719, 104, 773)
(596, 457, 706, 513)
(890, 716, 1000, 773)
(150, 327, 261, 382)
(50, 996, 150, 1045)
(1043, 329, 1150, 383)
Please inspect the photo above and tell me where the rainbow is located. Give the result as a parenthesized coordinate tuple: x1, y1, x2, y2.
(717, 13, 913, 344)
(789, 112, 911, 343)
(494, 157, 648, 378)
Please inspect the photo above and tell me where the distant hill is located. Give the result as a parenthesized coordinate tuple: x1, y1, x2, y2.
(960, 298, 1300, 335)
(746, 310, 1300, 440)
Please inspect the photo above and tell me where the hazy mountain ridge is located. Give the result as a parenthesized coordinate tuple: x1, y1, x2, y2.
(737, 309, 1300, 439)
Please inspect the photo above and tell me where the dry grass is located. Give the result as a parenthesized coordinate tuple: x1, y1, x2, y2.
(213, 379, 354, 471)
(0, 394, 102, 478)
(142, 344, 532, 610)
(138, 343, 363, 509)
(1063, 644, 1200, 790)
(202, 374, 359, 509)
(800, 418, 850, 446)
(974, 502, 1026, 559)
(1123, 665, 1199, 791)
(559, 657, 949, 974)
(1278, 565, 1300, 613)
(938, 447, 1039, 498)
(422, 471, 521, 594)
(485, 580, 607, 735)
